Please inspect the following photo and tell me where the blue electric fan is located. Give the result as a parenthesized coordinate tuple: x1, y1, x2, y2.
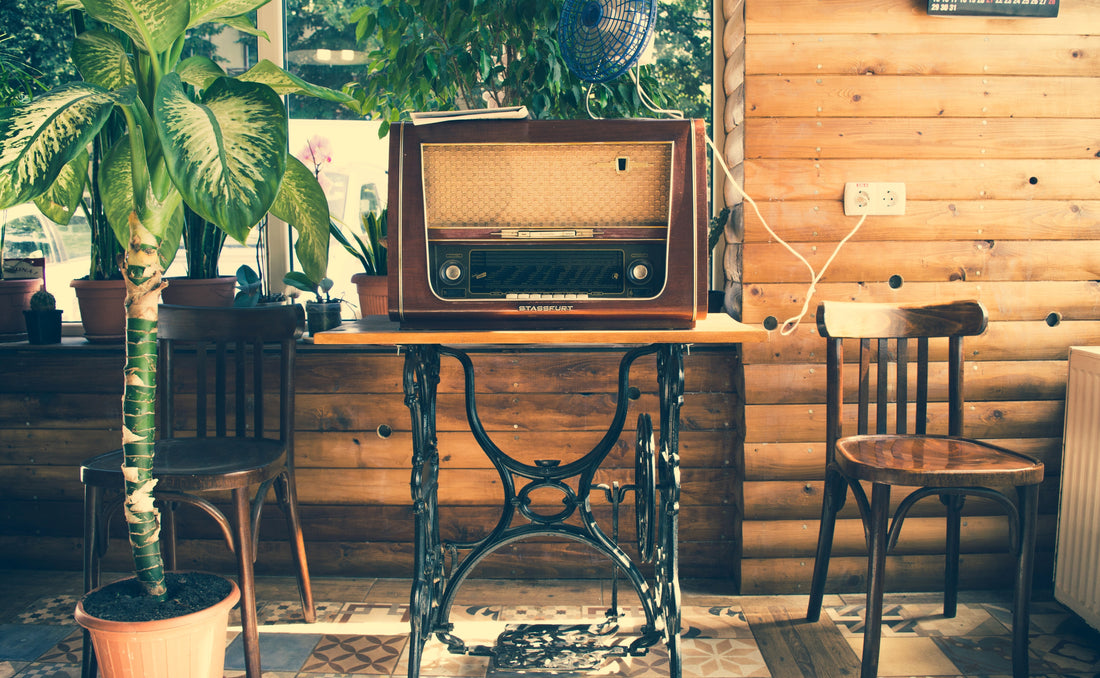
(558, 0, 658, 84)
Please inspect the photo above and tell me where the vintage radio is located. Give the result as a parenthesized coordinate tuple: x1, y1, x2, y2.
(387, 118, 708, 329)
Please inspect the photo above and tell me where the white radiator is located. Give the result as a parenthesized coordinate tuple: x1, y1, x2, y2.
(1054, 346, 1100, 631)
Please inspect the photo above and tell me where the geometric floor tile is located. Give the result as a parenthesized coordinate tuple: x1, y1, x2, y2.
(0, 625, 75, 662)
(332, 602, 410, 624)
(848, 635, 962, 676)
(500, 604, 585, 622)
(449, 605, 504, 622)
(681, 606, 753, 639)
(401, 638, 491, 677)
(33, 629, 82, 664)
(258, 600, 346, 624)
(828, 603, 912, 636)
(897, 603, 1008, 637)
(681, 637, 768, 677)
(1020, 633, 1100, 674)
(224, 631, 323, 672)
(300, 634, 407, 675)
(1, 570, 1095, 678)
(12, 597, 80, 626)
(931, 634, 1030, 675)
(3, 663, 81, 678)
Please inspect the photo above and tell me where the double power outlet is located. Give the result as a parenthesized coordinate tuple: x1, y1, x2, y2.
(843, 182, 906, 216)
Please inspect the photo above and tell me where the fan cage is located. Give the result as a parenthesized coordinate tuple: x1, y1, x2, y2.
(558, 0, 657, 84)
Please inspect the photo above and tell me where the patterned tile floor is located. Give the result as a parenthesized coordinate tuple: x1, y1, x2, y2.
(1, 569, 1098, 677)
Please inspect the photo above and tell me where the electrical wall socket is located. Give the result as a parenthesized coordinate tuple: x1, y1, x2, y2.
(843, 182, 906, 216)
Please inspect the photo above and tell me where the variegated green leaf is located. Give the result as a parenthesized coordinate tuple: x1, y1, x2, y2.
(154, 72, 285, 241)
(189, 0, 269, 28)
(58, 0, 84, 10)
(72, 30, 136, 90)
(270, 156, 330, 285)
(176, 56, 226, 91)
(82, 0, 189, 56)
(217, 14, 268, 39)
(100, 135, 184, 269)
(33, 149, 89, 225)
(0, 83, 134, 209)
(239, 60, 355, 103)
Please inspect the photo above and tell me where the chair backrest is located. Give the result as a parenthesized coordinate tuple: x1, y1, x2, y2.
(156, 304, 304, 445)
(815, 300, 989, 459)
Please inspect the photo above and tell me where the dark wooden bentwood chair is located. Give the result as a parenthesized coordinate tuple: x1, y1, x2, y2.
(80, 304, 316, 678)
(805, 300, 1044, 678)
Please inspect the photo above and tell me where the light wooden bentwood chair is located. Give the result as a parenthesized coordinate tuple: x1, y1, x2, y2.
(805, 300, 1044, 678)
(80, 304, 316, 678)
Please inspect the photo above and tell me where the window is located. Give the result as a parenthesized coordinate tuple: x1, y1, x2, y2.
(8, 1, 711, 320)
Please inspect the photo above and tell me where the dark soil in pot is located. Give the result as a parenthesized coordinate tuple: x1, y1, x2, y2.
(81, 572, 233, 622)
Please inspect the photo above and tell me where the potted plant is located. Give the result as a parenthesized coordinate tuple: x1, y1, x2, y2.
(158, 206, 236, 306)
(283, 271, 341, 335)
(56, 115, 128, 342)
(0, 0, 344, 674)
(0, 32, 45, 340)
(332, 208, 387, 316)
(23, 288, 62, 344)
(0, 213, 45, 341)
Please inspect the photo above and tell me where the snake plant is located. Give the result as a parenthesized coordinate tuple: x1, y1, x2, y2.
(0, 0, 351, 600)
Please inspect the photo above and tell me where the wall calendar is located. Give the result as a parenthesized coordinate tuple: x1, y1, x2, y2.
(928, 0, 1059, 17)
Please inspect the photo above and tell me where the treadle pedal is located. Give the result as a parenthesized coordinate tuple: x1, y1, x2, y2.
(486, 623, 628, 676)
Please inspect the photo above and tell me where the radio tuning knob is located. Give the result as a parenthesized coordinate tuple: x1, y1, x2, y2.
(440, 261, 464, 284)
(628, 260, 652, 284)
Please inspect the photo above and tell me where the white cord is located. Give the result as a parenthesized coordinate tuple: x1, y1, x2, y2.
(705, 136, 867, 335)
(583, 67, 869, 334)
(626, 68, 869, 335)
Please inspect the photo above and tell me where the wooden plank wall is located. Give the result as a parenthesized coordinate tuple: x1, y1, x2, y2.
(735, 0, 1100, 593)
(0, 343, 742, 581)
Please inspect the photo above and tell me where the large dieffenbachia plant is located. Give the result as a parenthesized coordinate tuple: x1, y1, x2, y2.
(0, 0, 350, 600)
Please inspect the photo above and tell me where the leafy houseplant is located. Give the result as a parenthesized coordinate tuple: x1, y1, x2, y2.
(0, 0, 344, 615)
(344, 0, 669, 135)
(332, 209, 387, 316)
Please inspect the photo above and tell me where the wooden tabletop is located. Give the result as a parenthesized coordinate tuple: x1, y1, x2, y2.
(313, 314, 767, 347)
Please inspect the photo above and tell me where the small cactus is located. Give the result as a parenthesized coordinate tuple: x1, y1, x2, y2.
(30, 289, 56, 311)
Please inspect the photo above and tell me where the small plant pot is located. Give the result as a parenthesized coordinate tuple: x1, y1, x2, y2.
(305, 301, 342, 335)
(23, 309, 63, 344)
(351, 273, 388, 317)
(71, 278, 126, 343)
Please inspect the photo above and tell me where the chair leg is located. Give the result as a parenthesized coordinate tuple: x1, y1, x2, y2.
(861, 482, 891, 678)
(276, 471, 315, 623)
(81, 484, 101, 678)
(1012, 484, 1039, 678)
(807, 468, 846, 621)
(942, 493, 965, 618)
(233, 488, 262, 678)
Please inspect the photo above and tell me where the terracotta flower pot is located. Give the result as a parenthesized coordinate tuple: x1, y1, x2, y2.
(0, 278, 42, 342)
(160, 276, 236, 307)
(75, 574, 240, 678)
(71, 278, 126, 343)
(352, 273, 388, 317)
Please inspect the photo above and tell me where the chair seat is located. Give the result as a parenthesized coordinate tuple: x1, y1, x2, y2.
(835, 434, 1045, 488)
(80, 438, 287, 492)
